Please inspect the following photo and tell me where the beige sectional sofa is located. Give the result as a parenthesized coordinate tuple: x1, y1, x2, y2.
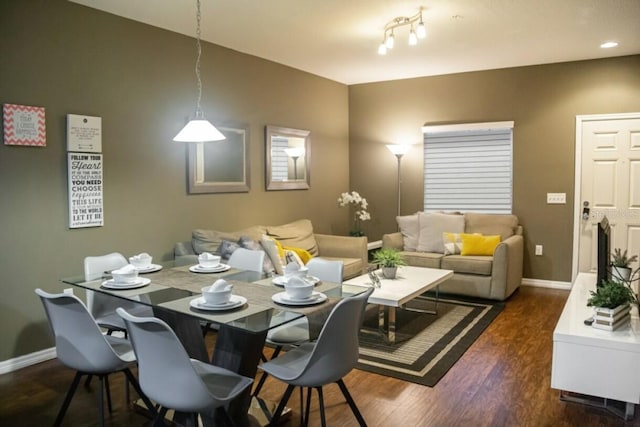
(174, 219, 368, 280)
(382, 212, 523, 301)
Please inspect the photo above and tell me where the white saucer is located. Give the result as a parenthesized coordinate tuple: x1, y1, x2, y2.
(101, 277, 151, 290)
(272, 275, 320, 287)
(272, 291, 327, 306)
(135, 264, 163, 273)
(189, 264, 231, 274)
(190, 295, 247, 311)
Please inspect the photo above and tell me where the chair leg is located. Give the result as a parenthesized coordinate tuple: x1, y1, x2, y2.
(104, 374, 113, 413)
(53, 371, 83, 427)
(84, 374, 93, 388)
(97, 375, 105, 427)
(253, 346, 283, 397)
(123, 368, 157, 419)
(153, 406, 168, 427)
(337, 379, 367, 427)
(299, 386, 304, 426)
(269, 384, 295, 426)
(316, 387, 326, 427)
(304, 387, 312, 427)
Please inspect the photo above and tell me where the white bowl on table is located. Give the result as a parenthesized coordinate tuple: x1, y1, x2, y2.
(129, 253, 152, 269)
(284, 276, 314, 300)
(111, 265, 139, 284)
(198, 253, 221, 268)
(202, 285, 232, 305)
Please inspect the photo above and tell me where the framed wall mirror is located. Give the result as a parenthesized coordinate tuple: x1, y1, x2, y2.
(265, 125, 310, 191)
(187, 123, 250, 194)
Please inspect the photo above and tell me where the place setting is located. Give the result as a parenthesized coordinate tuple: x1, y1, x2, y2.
(272, 262, 320, 287)
(272, 276, 327, 307)
(129, 252, 163, 274)
(102, 264, 151, 290)
(189, 252, 231, 274)
(190, 279, 247, 312)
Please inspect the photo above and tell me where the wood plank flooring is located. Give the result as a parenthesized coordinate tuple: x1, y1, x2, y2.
(1, 286, 637, 426)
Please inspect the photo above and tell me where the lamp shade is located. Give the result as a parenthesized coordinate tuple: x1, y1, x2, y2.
(173, 119, 226, 142)
(386, 144, 411, 156)
(283, 147, 305, 158)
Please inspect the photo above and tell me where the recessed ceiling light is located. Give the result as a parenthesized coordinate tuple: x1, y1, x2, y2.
(600, 41, 619, 49)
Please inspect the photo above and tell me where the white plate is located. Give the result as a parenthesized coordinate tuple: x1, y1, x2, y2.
(272, 291, 327, 306)
(101, 277, 151, 290)
(190, 295, 247, 311)
(135, 264, 163, 273)
(189, 264, 231, 274)
(272, 275, 320, 287)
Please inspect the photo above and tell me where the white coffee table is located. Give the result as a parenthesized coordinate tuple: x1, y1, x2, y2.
(344, 266, 453, 343)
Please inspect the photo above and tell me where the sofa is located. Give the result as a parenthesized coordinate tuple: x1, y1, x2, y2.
(382, 212, 523, 301)
(174, 219, 368, 280)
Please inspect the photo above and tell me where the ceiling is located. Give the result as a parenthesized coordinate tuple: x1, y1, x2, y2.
(69, 0, 640, 85)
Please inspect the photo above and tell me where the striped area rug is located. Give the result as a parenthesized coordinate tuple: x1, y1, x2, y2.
(357, 296, 504, 387)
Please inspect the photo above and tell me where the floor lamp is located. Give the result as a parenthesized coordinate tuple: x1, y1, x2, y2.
(386, 144, 411, 217)
(284, 147, 305, 180)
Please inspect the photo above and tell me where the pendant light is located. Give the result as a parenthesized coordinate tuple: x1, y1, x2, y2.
(173, 0, 225, 142)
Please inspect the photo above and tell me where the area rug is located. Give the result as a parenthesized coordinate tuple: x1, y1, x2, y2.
(357, 295, 504, 387)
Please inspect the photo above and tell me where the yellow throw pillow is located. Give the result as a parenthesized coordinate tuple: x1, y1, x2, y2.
(283, 246, 313, 264)
(460, 234, 501, 256)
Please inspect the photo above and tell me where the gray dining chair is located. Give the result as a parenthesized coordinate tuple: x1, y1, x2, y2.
(35, 288, 154, 427)
(227, 247, 265, 273)
(253, 258, 344, 398)
(259, 286, 374, 427)
(116, 307, 254, 427)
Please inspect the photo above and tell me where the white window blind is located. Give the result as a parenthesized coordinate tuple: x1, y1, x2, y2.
(422, 122, 513, 214)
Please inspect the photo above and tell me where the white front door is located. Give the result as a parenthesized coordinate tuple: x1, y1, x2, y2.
(574, 113, 640, 280)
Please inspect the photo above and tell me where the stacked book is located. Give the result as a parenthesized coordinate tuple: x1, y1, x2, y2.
(592, 304, 631, 331)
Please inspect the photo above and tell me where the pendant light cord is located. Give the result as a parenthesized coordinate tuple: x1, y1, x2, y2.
(194, 0, 203, 119)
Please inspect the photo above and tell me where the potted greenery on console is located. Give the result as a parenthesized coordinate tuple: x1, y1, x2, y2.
(611, 248, 638, 283)
(372, 248, 406, 279)
(587, 279, 635, 331)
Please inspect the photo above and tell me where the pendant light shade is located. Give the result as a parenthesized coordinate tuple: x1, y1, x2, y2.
(173, 0, 225, 142)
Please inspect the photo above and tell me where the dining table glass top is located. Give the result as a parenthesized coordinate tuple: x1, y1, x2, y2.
(61, 261, 369, 336)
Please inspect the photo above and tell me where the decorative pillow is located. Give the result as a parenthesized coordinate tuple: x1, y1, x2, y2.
(417, 212, 465, 253)
(266, 219, 318, 256)
(397, 213, 420, 251)
(260, 235, 284, 275)
(192, 226, 265, 254)
(218, 239, 240, 261)
(460, 234, 501, 256)
(283, 246, 313, 264)
(284, 249, 304, 267)
(443, 232, 481, 255)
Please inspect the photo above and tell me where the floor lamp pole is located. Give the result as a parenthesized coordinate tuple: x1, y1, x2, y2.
(395, 154, 403, 217)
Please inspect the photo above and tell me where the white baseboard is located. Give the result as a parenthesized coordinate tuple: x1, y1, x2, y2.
(522, 278, 571, 290)
(0, 347, 56, 375)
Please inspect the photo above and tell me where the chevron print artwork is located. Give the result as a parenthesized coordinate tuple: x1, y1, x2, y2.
(3, 103, 46, 146)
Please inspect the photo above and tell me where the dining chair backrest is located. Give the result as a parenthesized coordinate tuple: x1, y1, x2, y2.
(35, 288, 130, 374)
(84, 252, 128, 315)
(228, 247, 265, 273)
(116, 308, 227, 412)
(293, 286, 374, 387)
(306, 258, 344, 284)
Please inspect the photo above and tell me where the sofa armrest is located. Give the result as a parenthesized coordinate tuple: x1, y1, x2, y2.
(490, 234, 523, 300)
(314, 233, 368, 272)
(382, 232, 403, 250)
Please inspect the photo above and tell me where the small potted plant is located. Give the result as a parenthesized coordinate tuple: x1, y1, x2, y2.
(587, 279, 635, 330)
(372, 248, 406, 279)
(611, 248, 638, 283)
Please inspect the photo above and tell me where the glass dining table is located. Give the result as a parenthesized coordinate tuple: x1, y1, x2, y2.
(61, 261, 368, 426)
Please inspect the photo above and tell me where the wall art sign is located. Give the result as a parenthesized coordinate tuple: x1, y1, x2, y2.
(68, 152, 104, 228)
(67, 114, 102, 152)
(3, 103, 46, 146)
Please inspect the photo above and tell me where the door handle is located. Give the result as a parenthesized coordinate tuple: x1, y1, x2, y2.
(582, 201, 590, 221)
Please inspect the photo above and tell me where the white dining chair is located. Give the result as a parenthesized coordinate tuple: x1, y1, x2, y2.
(259, 286, 374, 426)
(35, 288, 154, 426)
(252, 259, 344, 398)
(117, 307, 254, 426)
(227, 247, 265, 273)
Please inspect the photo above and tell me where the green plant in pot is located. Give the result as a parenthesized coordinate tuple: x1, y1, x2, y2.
(372, 248, 406, 279)
(587, 279, 635, 309)
(611, 248, 638, 283)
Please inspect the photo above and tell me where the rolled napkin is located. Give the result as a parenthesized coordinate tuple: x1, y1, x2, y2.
(111, 264, 139, 283)
(210, 278, 232, 292)
(113, 264, 137, 274)
(131, 252, 151, 262)
(200, 252, 216, 260)
(129, 252, 152, 268)
(284, 276, 307, 287)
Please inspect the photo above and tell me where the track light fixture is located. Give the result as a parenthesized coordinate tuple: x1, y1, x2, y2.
(378, 7, 426, 55)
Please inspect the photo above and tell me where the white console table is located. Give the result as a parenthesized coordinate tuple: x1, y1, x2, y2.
(551, 272, 640, 420)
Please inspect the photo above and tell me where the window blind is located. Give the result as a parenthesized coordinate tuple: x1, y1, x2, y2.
(422, 123, 513, 214)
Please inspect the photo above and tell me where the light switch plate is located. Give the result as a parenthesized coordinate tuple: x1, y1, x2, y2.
(547, 193, 566, 204)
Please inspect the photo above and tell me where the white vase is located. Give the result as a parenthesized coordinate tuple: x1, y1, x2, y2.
(612, 266, 632, 283)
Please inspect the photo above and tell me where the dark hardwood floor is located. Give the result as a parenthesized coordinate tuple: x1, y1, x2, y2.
(1, 286, 637, 426)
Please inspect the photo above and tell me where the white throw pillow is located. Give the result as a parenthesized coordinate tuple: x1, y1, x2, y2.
(396, 213, 420, 251)
(417, 212, 465, 253)
(260, 235, 284, 275)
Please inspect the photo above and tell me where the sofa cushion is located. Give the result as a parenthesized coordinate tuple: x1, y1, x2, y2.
(441, 255, 493, 276)
(192, 226, 266, 254)
(464, 213, 518, 241)
(417, 212, 465, 253)
(267, 219, 318, 256)
(397, 213, 420, 251)
(460, 234, 501, 256)
(400, 251, 443, 269)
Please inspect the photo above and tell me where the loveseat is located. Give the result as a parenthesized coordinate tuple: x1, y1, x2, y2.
(382, 212, 523, 301)
(174, 219, 368, 280)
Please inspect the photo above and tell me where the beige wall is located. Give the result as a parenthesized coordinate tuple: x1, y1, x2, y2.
(0, 1, 349, 361)
(348, 55, 640, 283)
